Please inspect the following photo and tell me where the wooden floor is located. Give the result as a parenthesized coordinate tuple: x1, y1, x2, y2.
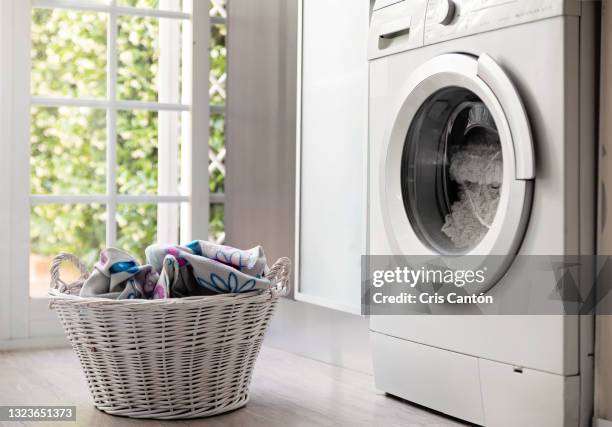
(0, 346, 467, 427)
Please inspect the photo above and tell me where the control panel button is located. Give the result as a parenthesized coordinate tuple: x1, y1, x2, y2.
(434, 0, 456, 26)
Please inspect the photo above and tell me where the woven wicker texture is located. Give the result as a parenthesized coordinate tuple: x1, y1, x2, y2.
(49, 255, 291, 419)
(49, 252, 89, 295)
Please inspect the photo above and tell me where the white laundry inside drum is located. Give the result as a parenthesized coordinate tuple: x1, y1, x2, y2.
(442, 133, 503, 249)
(402, 92, 505, 254)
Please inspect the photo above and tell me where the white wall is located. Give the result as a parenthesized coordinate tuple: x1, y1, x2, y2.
(265, 299, 372, 374)
(226, 0, 372, 372)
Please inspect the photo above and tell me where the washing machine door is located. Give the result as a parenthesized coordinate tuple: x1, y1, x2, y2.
(381, 53, 534, 293)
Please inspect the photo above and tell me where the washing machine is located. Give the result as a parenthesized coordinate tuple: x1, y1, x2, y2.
(367, 0, 600, 426)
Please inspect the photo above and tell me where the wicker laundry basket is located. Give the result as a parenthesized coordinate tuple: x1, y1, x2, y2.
(48, 253, 290, 419)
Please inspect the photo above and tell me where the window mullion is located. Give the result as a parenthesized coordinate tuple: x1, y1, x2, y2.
(158, 1, 181, 244)
(30, 195, 108, 204)
(31, 0, 191, 20)
(180, 0, 209, 243)
(106, 1, 118, 247)
(30, 96, 189, 112)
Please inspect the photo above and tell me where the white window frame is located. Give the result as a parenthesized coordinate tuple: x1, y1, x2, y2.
(0, 0, 219, 348)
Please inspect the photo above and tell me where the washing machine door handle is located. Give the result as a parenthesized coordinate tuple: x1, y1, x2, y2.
(476, 53, 536, 180)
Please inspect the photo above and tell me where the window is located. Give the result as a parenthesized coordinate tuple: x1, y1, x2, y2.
(27, 0, 227, 298)
(0, 0, 226, 342)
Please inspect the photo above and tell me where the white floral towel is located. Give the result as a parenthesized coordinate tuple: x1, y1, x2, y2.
(79, 241, 270, 299)
(145, 241, 270, 298)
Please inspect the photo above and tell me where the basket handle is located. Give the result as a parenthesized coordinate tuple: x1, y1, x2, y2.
(49, 252, 89, 295)
(266, 257, 291, 297)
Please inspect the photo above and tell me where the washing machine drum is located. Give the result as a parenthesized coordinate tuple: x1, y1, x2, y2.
(404, 97, 504, 252)
(382, 53, 535, 290)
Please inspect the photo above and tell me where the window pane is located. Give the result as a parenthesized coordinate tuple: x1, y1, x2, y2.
(117, 204, 158, 263)
(117, 110, 157, 194)
(210, 203, 224, 244)
(210, 23, 226, 106)
(30, 204, 106, 297)
(209, 113, 225, 193)
(117, 110, 182, 195)
(118, 0, 183, 10)
(31, 9, 107, 99)
(31, 107, 106, 195)
(117, 16, 183, 102)
(117, 203, 184, 262)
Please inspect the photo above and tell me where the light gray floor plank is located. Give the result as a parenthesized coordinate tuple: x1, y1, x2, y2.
(0, 346, 467, 427)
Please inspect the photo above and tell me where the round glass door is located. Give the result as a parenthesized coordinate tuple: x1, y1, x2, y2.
(381, 53, 534, 293)
(401, 87, 503, 254)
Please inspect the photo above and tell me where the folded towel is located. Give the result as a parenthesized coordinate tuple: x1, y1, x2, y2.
(79, 241, 270, 299)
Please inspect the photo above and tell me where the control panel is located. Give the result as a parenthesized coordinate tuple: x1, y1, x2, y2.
(369, 0, 580, 59)
(424, 0, 580, 45)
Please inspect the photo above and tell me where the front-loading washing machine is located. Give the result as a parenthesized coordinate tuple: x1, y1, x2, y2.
(367, 0, 600, 426)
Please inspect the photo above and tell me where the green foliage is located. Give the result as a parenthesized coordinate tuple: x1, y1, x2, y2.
(117, 110, 159, 194)
(210, 24, 226, 106)
(209, 113, 225, 193)
(31, 9, 107, 99)
(31, 204, 106, 267)
(30, 106, 106, 195)
(117, 15, 159, 101)
(117, 0, 185, 9)
(30, 3, 226, 266)
(209, 204, 224, 239)
(117, 203, 158, 263)
(118, 0, 167, 9)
